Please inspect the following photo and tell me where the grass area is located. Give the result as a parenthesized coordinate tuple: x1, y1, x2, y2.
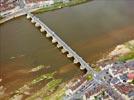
(125, 42, 134, 51)
(118, 40, 134, 62)
(44, 86, 66, 100)
(26, 79, 62, 100)
(94, 67, 101, 72)
(47, 79, 62, 92)
(86, 74, 93, 80)
(29, 65, 46, 72)
(118, 52, 134, 62)
(31, 72, 55, 85)
(34, 0, 91, 13)
(13, 72, 55, 96)
(92, 64, 101, 72)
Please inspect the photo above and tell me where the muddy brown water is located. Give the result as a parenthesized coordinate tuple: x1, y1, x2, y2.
(0, 0, 134, 98)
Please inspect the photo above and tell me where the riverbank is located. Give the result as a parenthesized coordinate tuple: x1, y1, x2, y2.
(0, 8, 39, 24)
(34, 0, 91, 13)
(0, 39, 133, 99)
(0, 0, 91, 24)
(88, 40, 134, 80)
(65, 40, 134, 99)
(97, 40, 134, 67)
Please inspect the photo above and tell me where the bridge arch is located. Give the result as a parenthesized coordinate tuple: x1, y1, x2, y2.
(80, 64, 86, 70)
(40, 27, 45, 32)
(26, 13, 95, 74)
(61, 48, 68, 53)
(52, 37, 57, 43)
(31, 19, 35, 23)
(26, 14, 31, 19)
(73, 58, 79, 64)
(67, 52, 73, 58)
(57, 43, 62, 48)
(46, 32, 52, 38)
(35, 22, 40, 27)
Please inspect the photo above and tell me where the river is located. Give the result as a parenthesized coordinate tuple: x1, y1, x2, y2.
(0, 0, 134, 99)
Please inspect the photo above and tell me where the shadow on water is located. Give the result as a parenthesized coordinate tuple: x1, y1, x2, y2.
(39, 29, 87, 74)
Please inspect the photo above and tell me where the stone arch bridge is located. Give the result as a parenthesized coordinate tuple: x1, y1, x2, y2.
(26, 13, 95, 75)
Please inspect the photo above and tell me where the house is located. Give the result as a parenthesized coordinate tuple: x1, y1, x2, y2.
(128, 73, 134, 79)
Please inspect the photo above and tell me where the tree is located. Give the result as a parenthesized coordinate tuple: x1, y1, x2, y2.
(131, 79, 134, 84)
(102, 91, 105, 96)
(94, 96, 97, 100)
(86, 74, 92, 80)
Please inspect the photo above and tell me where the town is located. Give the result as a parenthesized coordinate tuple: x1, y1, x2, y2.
(0, 0, 89, 23)
(0, 0, 134, 100)
(65, 40, 134, 100)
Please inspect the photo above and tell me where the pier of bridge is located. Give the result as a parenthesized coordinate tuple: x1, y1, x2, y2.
(26, 13, 95, 75)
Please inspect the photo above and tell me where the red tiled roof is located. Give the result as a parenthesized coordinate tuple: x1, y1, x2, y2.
(128, 73, 134, 80)
(115, 84, 134, 94)
(0, 0, 17, 12)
